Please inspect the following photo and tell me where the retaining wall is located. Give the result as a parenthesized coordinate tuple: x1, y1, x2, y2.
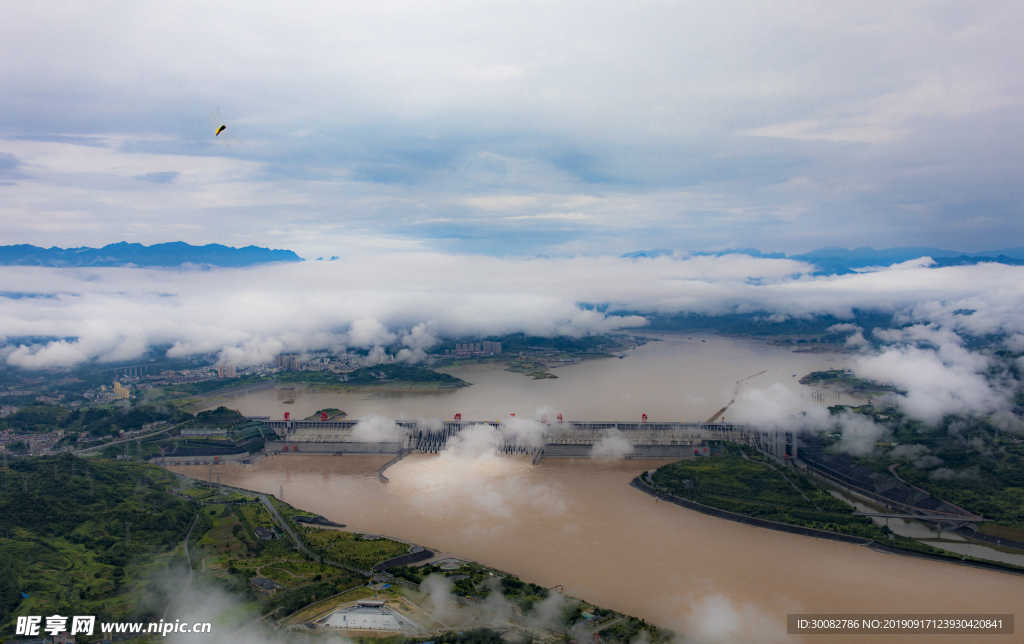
(266, 441, 401, 454)
(542, 444, 706, 459)
(631, 476, 1024, 577)
(378, 449, 410, 483)
(630, 476, 875, 545)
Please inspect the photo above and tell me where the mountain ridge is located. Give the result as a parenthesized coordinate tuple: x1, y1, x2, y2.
(622, 246, 1024, 273)
(0, 241, 302, 267)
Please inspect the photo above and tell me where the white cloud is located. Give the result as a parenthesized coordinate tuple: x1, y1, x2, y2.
(1, 258, 1024, 377)
(1, 4, 1023, 254)
(854, 325, 1011, 423)
(350, 414, 406, 443)
(590, 428, 634, 459)
(1, 257, 1023, 432)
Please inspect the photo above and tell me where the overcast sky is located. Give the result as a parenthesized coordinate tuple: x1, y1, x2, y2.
(1, 2, 1022, 259)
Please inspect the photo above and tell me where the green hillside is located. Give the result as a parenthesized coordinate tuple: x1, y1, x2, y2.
(0, 455, 200, 631)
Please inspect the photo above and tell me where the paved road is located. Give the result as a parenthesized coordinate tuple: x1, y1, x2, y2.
(76, 422, 186, 455)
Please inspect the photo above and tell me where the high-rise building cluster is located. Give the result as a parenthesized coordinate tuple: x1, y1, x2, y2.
(446, 341, 502, 358)
(112, 381, 131, 399)
(217, 363, 236, 379)
(276, 354, 300, 370)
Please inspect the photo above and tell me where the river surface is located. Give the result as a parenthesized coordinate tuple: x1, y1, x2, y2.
(207, 333, 861, 422)
(170, 455, 1024, 643)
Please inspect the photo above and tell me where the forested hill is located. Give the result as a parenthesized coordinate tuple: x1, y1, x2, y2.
(0, 242, 301, 267)
(346, 363, 466, 385)
(0, 455, 201, 628)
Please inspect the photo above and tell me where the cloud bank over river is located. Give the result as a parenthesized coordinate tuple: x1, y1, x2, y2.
(1, 253, 1022, 430)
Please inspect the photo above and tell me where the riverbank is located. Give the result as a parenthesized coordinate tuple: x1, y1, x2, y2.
(168, 453, 1024, 642)
(286, 380, 469, 392)
(168, 466, 671, 642)
(631, 475, 1024, 577)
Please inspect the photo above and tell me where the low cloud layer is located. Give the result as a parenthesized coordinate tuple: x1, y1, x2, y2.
(2, 255, 1024, 370)
(590, 428, 634, 459)
(730, 383, 891, 454)
(1, 255, 1022, 430)
(852, 324, 1016, 424)
(350, 414, 406, 443)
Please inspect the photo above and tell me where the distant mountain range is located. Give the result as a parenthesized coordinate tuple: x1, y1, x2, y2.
(623, 246, 1024, 274)
(0, 242, 302, 268)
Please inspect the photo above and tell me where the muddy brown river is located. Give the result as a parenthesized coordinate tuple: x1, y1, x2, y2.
(206, 334, 863, 423)
(170, 454, 1024, 643)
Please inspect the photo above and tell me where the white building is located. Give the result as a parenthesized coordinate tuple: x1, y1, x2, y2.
(320, 600, 420, 632)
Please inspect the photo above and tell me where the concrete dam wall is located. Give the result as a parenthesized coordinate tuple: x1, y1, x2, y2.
(251, 418, 795, 462)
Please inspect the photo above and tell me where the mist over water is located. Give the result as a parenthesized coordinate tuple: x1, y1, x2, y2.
(171, 455, 1024, 644)
(179, 334, 1024, 642)
(211, 334, 863, 422)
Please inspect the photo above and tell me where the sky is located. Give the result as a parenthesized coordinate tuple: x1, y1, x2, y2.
(2, 3, 1023, 434)
(2, 1, 1023, 259)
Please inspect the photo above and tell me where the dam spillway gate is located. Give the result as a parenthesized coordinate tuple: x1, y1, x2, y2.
(258, 419, 796, 462)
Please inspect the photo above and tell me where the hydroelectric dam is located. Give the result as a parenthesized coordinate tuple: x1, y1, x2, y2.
(250, 418, 797, 463)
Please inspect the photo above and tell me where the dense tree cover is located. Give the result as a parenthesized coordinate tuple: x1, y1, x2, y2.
(652, 446, 887, 539)
(0, 455, 195, 548)
(0, 403, 184, 436)
(800, 370, 897, 392)
(188, 406, 246, 427)
(0, 402, 72, 432)
(437, 333, 617, 354)
(366, 628, 513, 644)
(497, 575, 550, 613)
(643, 310, 897, 337)
(601, 617, 675, 644)
(0, 455, 200, 628)
(840, 410, 1024, 530)
(159, 374, 268, 397)
(429, 629, 506, 644)
(346, 364, 464, 384)
(275, 371, 340, 384)
(389, 564, 551, 612)
(0, 551, 18, 624)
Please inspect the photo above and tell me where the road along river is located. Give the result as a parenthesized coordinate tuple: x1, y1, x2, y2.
(170, 454, 1024, 644)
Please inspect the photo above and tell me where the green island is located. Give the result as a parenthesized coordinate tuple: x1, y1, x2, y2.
(505, 356, 559, 379)
(798, 369, 898, 394)
(275, 364, 468, 391)
(304, 408, 347, 420)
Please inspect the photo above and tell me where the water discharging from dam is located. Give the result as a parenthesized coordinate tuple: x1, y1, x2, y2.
(170, 454, 1024, 644)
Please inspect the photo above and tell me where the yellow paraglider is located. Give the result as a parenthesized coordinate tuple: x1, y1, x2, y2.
(209, 107, 241, 144)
